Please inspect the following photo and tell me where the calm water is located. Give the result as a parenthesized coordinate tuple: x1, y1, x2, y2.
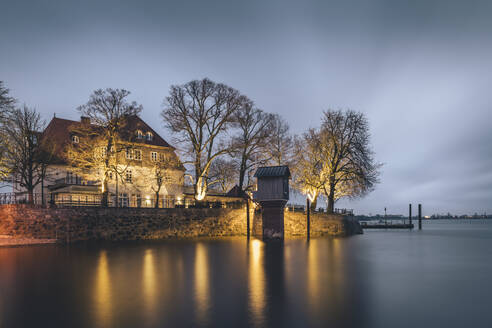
(1, 220, 492, 328)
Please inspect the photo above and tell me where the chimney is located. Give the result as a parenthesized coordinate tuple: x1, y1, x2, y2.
(80, 116, 90, 124)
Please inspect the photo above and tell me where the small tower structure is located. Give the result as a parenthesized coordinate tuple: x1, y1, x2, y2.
(252, 166, 290, 240)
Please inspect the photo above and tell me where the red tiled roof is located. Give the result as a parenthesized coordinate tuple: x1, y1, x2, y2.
(40, 115, 175, 164)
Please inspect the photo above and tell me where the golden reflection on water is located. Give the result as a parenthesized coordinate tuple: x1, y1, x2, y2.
(142, 249, 157, 320)
(307, 239, 320, 311)
(194, 243, 210, 324)
(248, 239, 266, 327)
(306, 238, 346, 318)
(94, 251, 111, 328)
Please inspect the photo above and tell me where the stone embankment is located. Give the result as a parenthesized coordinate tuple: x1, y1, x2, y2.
(0, 205, 362, 243)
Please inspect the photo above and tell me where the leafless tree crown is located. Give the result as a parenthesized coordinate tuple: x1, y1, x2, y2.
(161, 78, 245, 199)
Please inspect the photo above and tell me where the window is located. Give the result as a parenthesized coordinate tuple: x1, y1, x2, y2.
(146, 132, 153, 141)
(108, 171, 113, 180)
(125, 169, 132, 183)
(71, 135, 79, 144)
(159, 153, 166, 162)
(119, 193, 129, 207)
(134, 149, 142, 161)
(151, 152, 158, 161)
(126, 148, 133, 159)
(136, 130, 143, 139)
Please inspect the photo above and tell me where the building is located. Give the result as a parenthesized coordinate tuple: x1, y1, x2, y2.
(13, 115, 185, 207)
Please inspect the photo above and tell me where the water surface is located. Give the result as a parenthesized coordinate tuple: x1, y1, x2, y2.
(1, 220, 492, 328)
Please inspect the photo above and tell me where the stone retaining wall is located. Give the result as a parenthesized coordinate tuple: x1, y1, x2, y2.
(0, 205, 361, 243)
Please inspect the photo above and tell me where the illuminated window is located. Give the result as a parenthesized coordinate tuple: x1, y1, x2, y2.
(146, 132, 153, 141)
(71, 135, 79, 144)
(136, 130, 143, 139)
(126, 148, 133, 159)
(151, 152, 158, 161)
(125, 169, 132, 183)
(134, 149, 142, 161)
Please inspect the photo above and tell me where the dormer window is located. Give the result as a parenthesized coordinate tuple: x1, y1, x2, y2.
(136, 130, 143, 139)
(71, 135, 79, 144)
(146, 132, 153, 141)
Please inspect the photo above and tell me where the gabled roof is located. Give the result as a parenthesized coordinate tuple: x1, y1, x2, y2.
(40, 115, 176, 164)
(254, 166, 291, 178)
(121, 115, 173, 148)
(226, 185, 248, 198)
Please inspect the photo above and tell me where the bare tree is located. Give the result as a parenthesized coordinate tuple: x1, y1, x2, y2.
(291, 129, 328, 210)
(0, 82, 16, 178)
(319, 109, 381, 213)
(264, 114, 293, 166)
(208, 157, 238, 193)
(161, 78, 245, 200)
(67, 89, 142, 206)
(150, 153, 182, 208)
(231, 101, 273, 190)
(1, 106, 49, 203)
(0, 81, 15, 116)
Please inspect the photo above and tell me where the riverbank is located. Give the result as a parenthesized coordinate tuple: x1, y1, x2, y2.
(0, 235, 56, 247)
(0, 205, 362, 243)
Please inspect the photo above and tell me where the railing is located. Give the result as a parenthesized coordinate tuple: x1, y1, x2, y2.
(53, 178, 98, 186)
(0, 193, 45, 205)
(285, 204, 354, 215)
(333, 208, 354, 215)
(0, 192, 245, 209)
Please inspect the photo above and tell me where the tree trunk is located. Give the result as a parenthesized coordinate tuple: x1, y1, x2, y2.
(28, 188, 34, 204)
(41, 177, 45, 206)
(327, 182, 335, 214)
(155, 192, 159, 208)
(238, 164, 246, 191)
(310, 198, 318, 212)
(101, 179, 109, 207)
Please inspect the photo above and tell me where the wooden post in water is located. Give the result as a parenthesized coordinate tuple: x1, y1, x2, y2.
(409, 204, 412, 226)
(246, 198, 250, 239)
(306, 198, 311, 239)
(418, 204, 422, 230)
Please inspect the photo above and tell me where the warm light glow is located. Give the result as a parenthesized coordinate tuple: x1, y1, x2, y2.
(94, 251, 111, 328)
(142, 249, 157, 322)
(248, 239, 265, 327)
(194, 243, 210, 324)
(307, 239, 320, 313)
(195, 178, 207, 200)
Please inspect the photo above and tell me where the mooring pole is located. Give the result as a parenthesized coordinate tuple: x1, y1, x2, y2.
(246, 198, 250, 239)
(409, 204, 412, 226)
(418, 204, 422, 230)
(306, 198, 311, 239)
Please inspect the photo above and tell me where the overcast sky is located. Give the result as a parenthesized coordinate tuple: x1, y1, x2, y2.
(1, 0, 491, 215)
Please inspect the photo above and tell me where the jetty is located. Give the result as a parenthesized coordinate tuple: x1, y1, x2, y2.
(360, 221, 414, 229)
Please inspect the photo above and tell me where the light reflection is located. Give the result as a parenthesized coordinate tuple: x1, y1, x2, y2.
(142, 249, 157, 321)
(94, 251, 111, 328)
(307, 239, 320, 313)
(248, 239, 266, 327)
(194, 243, 210, 324)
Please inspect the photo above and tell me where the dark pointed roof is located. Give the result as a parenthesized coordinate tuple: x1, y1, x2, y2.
(226, 185, 248, 198)
(254, 166, 290, 178)
(122, 115, 173, 148)
(40, 115, 176, 164)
